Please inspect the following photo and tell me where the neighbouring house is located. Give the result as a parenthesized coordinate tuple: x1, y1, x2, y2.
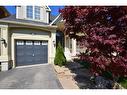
(51, 14, 86, 61)
(0, 6, 84, 71)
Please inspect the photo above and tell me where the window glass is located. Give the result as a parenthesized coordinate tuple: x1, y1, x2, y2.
(26, 41, 33, 45)
(42, 41, 48, 45)
(17, 41, 24, 45)
(34, 6, 40, 20)
(27, 6, 33, 19)
(34, 41, 41, 45)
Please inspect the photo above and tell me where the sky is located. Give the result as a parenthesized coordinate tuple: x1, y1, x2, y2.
(5, 6, 64, 16)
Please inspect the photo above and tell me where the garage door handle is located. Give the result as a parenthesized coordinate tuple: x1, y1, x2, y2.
(32, 54, 35, 56)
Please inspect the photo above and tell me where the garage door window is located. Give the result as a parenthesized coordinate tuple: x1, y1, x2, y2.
(34, 41, 40, 45)
(17, 41, 24, 45)
(42, 42, 48, 45)
(26, 41, 33, 45)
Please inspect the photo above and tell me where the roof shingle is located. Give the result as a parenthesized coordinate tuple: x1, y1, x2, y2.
(0, 14, 49, 25)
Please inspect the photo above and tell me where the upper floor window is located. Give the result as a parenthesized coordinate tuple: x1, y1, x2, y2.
(27, 6, 33, 19)
(26, 6, 40, 20)
(35, 6, 40, 20)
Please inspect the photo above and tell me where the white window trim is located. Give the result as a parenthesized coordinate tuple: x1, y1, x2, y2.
(34, 6, 41, 20)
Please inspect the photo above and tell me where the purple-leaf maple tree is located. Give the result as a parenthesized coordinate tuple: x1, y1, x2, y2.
(60, 6, 127, 78)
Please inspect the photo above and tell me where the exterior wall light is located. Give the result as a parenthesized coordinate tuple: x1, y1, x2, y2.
(53, 40, 56, 47)
(0, 38, 6, 44)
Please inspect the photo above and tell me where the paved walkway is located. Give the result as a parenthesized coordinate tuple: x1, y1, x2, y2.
(54, 65, 79, 89)
(53, 62, 95, 89)
(0, 64, 62, 89)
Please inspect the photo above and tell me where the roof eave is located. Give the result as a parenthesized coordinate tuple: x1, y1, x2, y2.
(50, 13, 61, 25)
(0, 20, 57, 29)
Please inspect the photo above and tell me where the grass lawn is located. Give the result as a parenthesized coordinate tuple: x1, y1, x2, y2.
(118, 77, 127, 89)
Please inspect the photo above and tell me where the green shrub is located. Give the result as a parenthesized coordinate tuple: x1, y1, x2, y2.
(54, 42, 66, 66)
(118, 77, 127, 88)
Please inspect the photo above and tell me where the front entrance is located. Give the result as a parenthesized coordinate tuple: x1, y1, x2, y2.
(15, 40, 48, 66)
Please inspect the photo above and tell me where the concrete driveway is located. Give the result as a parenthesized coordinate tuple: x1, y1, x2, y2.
(0, 64, 63, 89)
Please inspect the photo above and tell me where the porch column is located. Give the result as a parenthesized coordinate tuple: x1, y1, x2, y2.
(49, 30, 56, 64)
(72, 38, 76, 56)
(0, 25, 9, 71)
(64, 36, 72, 61)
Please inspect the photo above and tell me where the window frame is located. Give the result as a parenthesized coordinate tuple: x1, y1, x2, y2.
(26, 6, 41, 20)
(34, 6, 41, 20)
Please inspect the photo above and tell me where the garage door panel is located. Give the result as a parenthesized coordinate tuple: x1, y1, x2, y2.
(24, 57, 34, 64)
(16, 40, 48, 66)
(16, 57, 24, 63)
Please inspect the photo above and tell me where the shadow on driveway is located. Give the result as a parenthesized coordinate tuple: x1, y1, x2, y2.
(0, 64, 63, 89)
